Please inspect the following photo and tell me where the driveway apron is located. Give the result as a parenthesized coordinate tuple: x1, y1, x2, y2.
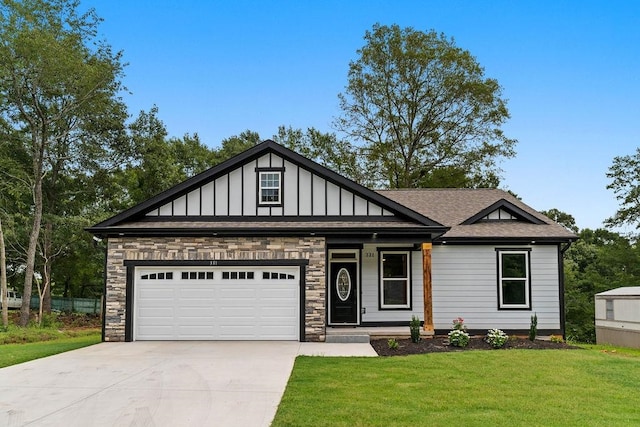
(0, 341, 303, 427)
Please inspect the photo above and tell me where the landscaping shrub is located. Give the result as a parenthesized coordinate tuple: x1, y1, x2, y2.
(409, 316, 421, 343)
(529, 313, 538, 341)
(447, 317, 469, 347)
(486, 329, 509, 348)
(387, 338, 399, 350)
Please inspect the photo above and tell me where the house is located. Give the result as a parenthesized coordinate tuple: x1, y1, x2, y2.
(88, 140, 576, 342)
(595, 287, 640, 349)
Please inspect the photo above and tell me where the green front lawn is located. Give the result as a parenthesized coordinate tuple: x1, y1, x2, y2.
(0, 333, 101, 368)
(273, 348, 640, 426)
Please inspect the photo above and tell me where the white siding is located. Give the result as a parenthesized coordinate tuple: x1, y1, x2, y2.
(159, 202, 172, 216)
(228, 168, 242, 215)
(173, 195, 187, 216)
(243, 163, 256, 215)
(201, 182, 214, 215)
(341, 189, 354, 216)
(257, 154, 270, 167)
(432, 245, 560, 330)
(312, 175, 326, 215)
(298, 169, 312, 215)
(147, 155, 393, 218)
(283, 161, 298, 215)
(326, 182, 340, 215)
(360, 244, 424, 323)
(215, 175, 228, 215)
(187, 189, 200, 216)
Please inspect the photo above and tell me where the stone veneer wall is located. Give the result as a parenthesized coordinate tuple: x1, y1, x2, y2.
(105, 236, 326, 342)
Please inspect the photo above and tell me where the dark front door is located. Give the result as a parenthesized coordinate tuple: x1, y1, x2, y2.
(329, 261, 358, 324)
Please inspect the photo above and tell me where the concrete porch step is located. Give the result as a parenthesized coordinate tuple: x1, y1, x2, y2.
(325, 326, 435, 343)
(325, 334, 370, 344)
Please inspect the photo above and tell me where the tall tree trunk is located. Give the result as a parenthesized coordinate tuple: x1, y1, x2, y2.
(1, 218, 8, 328)
(20, 148, 44, 327)
(42, 221, 53, 314)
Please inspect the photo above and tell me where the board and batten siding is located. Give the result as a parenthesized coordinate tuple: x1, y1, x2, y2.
(431, 245, 560, 330)
(146, 153, 393, 218)
(360, 244, 424, 323)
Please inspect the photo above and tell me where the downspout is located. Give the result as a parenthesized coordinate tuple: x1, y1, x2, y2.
(559, 241, 573, 340)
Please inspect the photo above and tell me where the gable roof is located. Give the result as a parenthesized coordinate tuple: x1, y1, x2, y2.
(378, 188, 577, 242)
(88, 140, 448, 239)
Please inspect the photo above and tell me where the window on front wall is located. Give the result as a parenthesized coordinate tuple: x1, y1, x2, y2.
(380, 251, 411, 309)
(259, 171, 281, 205)
(497, 250, 531, 309)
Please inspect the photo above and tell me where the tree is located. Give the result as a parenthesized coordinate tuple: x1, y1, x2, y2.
(115, 107, 219, 206)
(541, 209, 580, 234)
(0, 0, 127, 325)
(335, 24, 516, 189)
(563, 228, 640, 342)
(606, 147, 640, 230)
(273, 126, 368, 184)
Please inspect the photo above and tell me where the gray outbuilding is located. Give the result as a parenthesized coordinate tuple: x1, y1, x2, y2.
(595, 286, 640, 349)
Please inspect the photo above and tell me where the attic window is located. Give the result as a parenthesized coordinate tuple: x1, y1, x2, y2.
(483, 209, 517, 221)
(257, 168, 283, 206)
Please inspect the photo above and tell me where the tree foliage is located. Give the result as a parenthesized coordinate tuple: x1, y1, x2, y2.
(606, 147, 640, 230)
(564, 227, 640, 342)
(0, 0, 128, 324)
(335, 24, 516, 188)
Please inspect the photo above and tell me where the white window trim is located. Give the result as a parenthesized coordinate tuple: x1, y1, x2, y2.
(258, 171, 282, 205)
(380, 250, 411, 309)
(497, 250, 531, 309)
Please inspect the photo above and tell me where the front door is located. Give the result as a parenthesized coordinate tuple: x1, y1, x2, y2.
(329, 261, 358, 324)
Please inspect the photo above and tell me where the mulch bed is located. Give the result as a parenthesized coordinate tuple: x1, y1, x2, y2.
(371, 336, 578, 356)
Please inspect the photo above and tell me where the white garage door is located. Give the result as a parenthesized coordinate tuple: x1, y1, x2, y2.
(134, 266, 300, 341)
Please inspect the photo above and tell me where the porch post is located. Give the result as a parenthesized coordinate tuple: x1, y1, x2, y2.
(422, 242, 434, 332)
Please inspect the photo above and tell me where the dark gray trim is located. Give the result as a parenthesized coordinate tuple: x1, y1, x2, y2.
(90, 226, 445, 239)
(256, 167, 285, 208)
(89, 140, 444, 231)
(125, 266, 134, 342)
(124, 259, 309, 267)
(100, 239, 108, 342)
(461, 199, 547, 225)
(435, 237, 575, 245)
(299, 264, 306, 341)
(378, 248, 413, 311)
(496, 248, 533, 311)
(559, 241, 573, 339)
(123, 259, 309, 342)
(136, 215, 408, 223)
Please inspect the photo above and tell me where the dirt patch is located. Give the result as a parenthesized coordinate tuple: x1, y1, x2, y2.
(371, 336, 578, 356)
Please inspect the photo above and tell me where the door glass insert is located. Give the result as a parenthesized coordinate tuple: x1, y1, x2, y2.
(336, 268, 351, 301)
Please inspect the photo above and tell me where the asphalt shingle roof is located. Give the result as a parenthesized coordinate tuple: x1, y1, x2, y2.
(377, 188, 576, 241)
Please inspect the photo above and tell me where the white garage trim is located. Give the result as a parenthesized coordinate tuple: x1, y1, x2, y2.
(124, 260, 307, 341)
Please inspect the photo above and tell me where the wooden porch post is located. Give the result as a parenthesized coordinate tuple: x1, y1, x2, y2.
(422, 242, 434, 332)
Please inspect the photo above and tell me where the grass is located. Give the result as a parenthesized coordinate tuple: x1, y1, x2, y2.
(273, 348, 640, 426)
(0, 333, 101, 368)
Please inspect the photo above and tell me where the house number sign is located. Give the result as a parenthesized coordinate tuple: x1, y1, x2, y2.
(336, 268, 351, 301)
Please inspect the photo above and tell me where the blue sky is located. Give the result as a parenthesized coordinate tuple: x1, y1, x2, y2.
(84, 1, 640, 231)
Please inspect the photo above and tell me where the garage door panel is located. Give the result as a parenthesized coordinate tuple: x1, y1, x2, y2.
(135, 266, 299, 341)
(178, 287, 215, 298)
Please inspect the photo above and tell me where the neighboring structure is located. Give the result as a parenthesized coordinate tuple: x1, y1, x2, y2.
(88, 140, 576, 342)
(595, 287, 640, 349)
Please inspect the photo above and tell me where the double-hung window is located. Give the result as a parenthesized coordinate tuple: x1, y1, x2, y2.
(497, 249, 531, 309)
(380, 251, 411, 309)
(258, 171, 282, 205)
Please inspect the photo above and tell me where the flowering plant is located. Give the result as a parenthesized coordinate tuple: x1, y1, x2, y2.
(448, 329, 470, 347)
(452, 317, 466, 331)
(448, 317, 469, 347)
(486, 329, 509, 348)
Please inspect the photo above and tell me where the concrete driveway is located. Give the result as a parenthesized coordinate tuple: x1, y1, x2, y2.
(0, 341, 376, 427)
